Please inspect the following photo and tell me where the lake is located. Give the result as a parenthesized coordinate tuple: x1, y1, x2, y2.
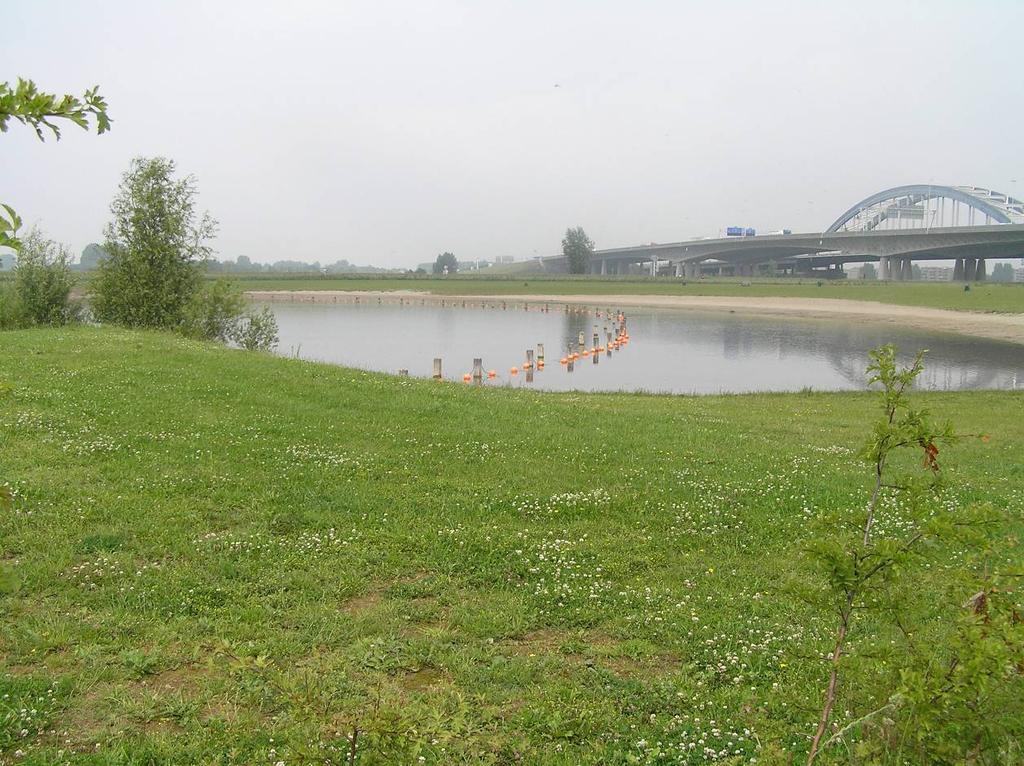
(265, 299, 1024, 394)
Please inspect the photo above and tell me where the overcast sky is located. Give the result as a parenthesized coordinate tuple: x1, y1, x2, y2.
(3, 1, 1022, 267)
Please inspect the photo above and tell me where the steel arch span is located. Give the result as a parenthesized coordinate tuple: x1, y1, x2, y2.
(827, 184, 1024, 233)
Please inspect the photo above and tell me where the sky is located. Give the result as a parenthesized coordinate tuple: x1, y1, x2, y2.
(2, 0, 1023, 268)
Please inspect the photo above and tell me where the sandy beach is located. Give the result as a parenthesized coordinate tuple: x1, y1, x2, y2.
(245, 290, 1024, 346)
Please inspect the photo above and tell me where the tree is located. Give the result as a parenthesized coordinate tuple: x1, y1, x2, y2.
(0, 227, 78, 329)
(80, 243, 108, 270)
(0, 78, 111, 250)
(433, 252, 458, 275)
(861, 262, 877, 280)
(92, 157, 217, 328)
(562, 226, 594, 274)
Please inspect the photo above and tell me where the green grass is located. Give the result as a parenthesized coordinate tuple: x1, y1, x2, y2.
(229, 273, 1024, 314)
(1, 327, 1022, 763)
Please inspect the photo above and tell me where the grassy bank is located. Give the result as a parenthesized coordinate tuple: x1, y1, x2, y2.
(1, 327, 1022, 763)
(229, 273, 1024, 314)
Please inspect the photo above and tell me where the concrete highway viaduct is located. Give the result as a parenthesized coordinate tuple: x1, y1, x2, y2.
(533, 185, 1024, 280)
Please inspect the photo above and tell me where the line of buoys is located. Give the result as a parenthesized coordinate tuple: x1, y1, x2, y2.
(510, 366, 519, 375)
(487, 369, 497, 379)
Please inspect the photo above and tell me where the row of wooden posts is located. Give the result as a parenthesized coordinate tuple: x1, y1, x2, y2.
(398, 314, 628, 381)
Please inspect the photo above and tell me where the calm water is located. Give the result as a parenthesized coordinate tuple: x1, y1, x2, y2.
(265, 300, 1024, 394)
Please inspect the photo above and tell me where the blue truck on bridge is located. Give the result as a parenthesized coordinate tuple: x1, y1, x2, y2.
(726, 227, 757, 237)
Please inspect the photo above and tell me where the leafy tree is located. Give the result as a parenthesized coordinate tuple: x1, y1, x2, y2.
(433, 252, 458, 275)
(79, 243, 109, 270)
(92, 157, 217, 328)
(860, 262, 877, 280)
(562, 226, 594, 274)
(0, 78, 111, 250)
(0, 227, 79, 328)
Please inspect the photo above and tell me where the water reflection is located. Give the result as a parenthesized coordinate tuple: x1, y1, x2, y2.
(266, 301, 1024, 394)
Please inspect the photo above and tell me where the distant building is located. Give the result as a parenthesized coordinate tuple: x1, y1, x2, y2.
(494, 255, 515, 265)
(918, 266, 953, 282)
(1015, 267, 1024, 283)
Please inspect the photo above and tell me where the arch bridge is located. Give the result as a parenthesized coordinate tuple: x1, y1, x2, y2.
(534, 184, 1024, 280)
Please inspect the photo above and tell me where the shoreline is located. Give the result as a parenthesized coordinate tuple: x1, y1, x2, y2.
(245, 290, 1024, 346)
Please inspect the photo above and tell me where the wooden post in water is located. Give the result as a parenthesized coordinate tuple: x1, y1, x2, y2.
(432, 358, 442, 380)
(537, 343, 545, 363)
(593, 326, 599, 349)
(472, 358, 483, 383)
(526, 349, 534, 368)
(578, 331, 586, 348)
(606, 331, 613, 356)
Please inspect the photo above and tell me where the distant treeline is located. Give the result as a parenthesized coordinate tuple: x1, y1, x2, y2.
(2, 244, 403, 275)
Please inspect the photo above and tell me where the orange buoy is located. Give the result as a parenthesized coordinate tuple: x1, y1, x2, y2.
(462, 373, 472, 383)
(582, 349, 590, 357)
(487, 370, 497, 378)
(510, 367, 519, 375)
(560, 357, 568, 365)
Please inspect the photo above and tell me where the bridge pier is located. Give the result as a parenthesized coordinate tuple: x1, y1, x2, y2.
(953, 258, 964, 281)
(964, 258, 977, 281)
(601, 259, 607, 276)
(879, 256, 890, 280)
(673, 262, 684, 278)
(903, 257, 913, 281)
(976, 258, 986, 281)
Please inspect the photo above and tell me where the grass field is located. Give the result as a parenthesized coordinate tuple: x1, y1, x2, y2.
(1, 327, 1022, 763)
(229, 273, 1024, 314)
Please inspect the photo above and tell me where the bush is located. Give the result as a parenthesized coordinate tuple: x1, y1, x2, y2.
(230, 306, 279, 351)
(0, 227, 79, 328)
(180, 279, 246, 342)
(0, 282, 21, 330)
(179, 279, 278, 352)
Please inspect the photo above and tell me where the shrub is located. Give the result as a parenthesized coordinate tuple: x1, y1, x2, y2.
(230, 306, 279, 352)
(0, 227, 79, 328)
(180, 279, 246, 342)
